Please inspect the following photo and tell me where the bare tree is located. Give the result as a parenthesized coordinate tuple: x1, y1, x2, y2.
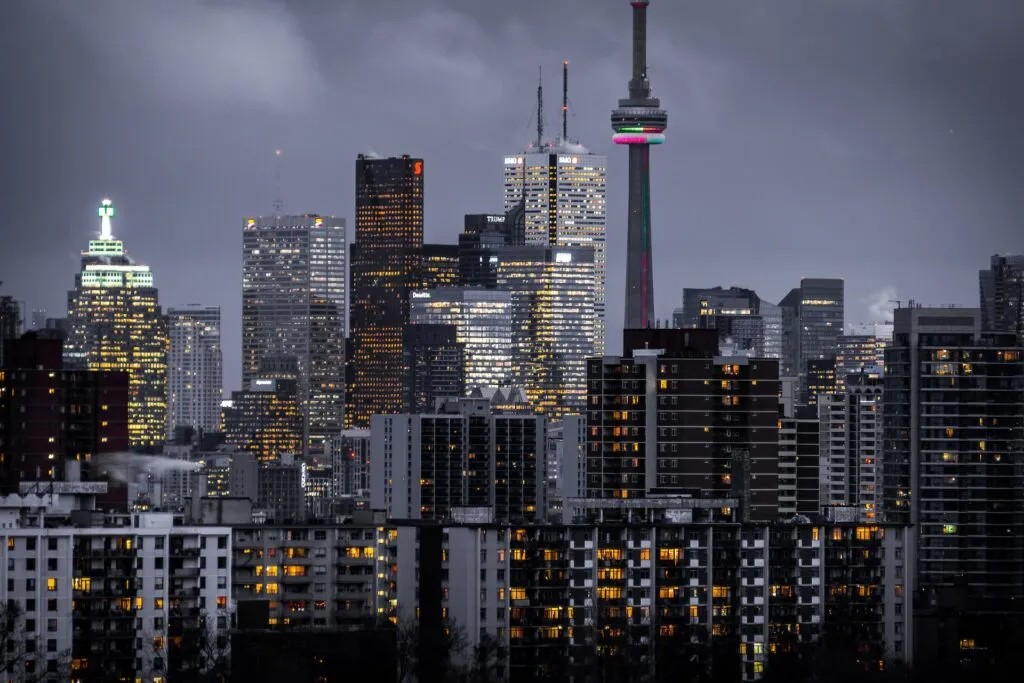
(167, 610, 231, 683)
(394, 614, 470, 683)
(0, 602, 71, 683)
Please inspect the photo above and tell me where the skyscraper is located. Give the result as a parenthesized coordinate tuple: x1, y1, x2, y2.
(494, 245, 596, 417)
(421, 243, 460, 289)
(979, 253, 1024, 342)
(402, 324, 465, 413)
(611, 0, 667, 330)
(779, 277, 845, 401)
(883, 307, 1024, 657)
(673, 286, 777, 358)
(503, 129, 606, 349)
(350, 154, 424, 427)
(242, 213, 346, 455)
(409, 287, 512, 391)
(66, 199, 168, 448)
(167, 306, 222, 438)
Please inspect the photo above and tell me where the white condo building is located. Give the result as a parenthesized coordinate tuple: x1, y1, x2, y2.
(167, 306, 223, 438)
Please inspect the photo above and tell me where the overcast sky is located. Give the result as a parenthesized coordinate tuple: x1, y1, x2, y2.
(2, 0, 1022, 392)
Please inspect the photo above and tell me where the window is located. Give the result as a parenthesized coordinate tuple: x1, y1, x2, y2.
(47, 538, 58, 551)
(155, 598, 164, 609)
(217, 596, 227, 609)
(265, 583, 279, 595)
(509, 588, 526, 601)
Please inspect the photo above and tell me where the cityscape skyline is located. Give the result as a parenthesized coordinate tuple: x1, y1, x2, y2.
(2, 0, 1022, 398)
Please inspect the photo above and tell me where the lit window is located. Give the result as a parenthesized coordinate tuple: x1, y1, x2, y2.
(46, 578, 57, 591)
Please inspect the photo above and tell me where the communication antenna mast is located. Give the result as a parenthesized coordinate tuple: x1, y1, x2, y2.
(272, 149, 284, 215)
(535, 67, 544, 150)
(562, 60, 569, 141)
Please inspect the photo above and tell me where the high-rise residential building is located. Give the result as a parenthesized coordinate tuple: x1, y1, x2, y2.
(778, 405, 821, 518)
(0, 294, 21, 367)
(350, 154, 424, 427)
(503, 147, 606, 351)
(409, 287, 512, 392)
(65, 199, 168, 448)
(0, 492, 232, 683)
(836, 331, 887, 384)
(421, 243, 460, 289)
(883, 307, 1024, 658)
(759, 298, 783, 360)
(242, 212, 345, 456)
(817, 375, 882, 521)
(610, 0, 666, 330)
(585, 328, 781, 521)
(167, 306, 222, 439)
(979, 254, 1024, 342)
(778, 278, 845, 402)
(0, 333, 129, 491)
(402, 324, 465, 413)
(326, 429, 371, 496)
(370, 395, 546, 522)
(494, 245, 596, 417)
(805, 358, 838, 406)
(223, 378, 302, 461)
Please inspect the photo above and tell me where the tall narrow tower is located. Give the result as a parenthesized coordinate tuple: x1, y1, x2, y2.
(612, 0, 667, 330)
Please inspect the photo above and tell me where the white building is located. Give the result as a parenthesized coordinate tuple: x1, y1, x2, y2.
(503, 145, 607, 354)
(167, 306, 223, 438)
(0, 486, 232, 683)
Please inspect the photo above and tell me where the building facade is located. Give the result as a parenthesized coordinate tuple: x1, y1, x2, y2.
(0, 495, 232, 683)
(65, 199, 168, 448)
(409, 288, 513, 392)
(494, 245, 596, 417)
(370, 397, 546, 522)
(402, 324, 465, 414)
(503, 148, 606, 354)
(882, 306, 1024, 660)
(585, 329, 781, 521)
(979, 253, 1024, 342)
(779, 278, 845, 402)
(0, 335, 129, 491)
(167, 306, 222, 439)
(349, 155, 424, 428)
(242, 213, 346, 455)
(223, 379, 302, 462)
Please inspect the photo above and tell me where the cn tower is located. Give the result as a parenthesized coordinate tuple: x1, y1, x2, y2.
(611, 0, 667, 330)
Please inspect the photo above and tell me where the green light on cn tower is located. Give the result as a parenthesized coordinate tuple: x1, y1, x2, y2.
(98, 199, 115, 218)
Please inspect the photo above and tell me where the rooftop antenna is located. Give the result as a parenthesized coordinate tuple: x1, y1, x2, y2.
(535, 66, 544, 150)
(98, 198, 115, 240)
(562, 60, 569, 141)
(272, 149, 284, 215)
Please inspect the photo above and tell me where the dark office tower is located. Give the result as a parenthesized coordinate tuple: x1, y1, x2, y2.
(0, 295, 21, 367)
(778, 278, 845, 402)
(458, 212, 518, 288)
(585, 328, 780, 520)
(0, 333, 129, 491)
(980, 254, 1024, 341)
(242, 213, 346, 456)
(402, 324, 465, 413)
(350, 154, 424, 428)
(224, 378, 303, 461)
(805, 358, 838, 407)
(778, 406, 821, 517)
(883, 307, 1024, 658)
(421, 244, 460, 289)
(66, 199, 168, 448)
(674, 286, 776, 357)
(611, 0, 667, 330)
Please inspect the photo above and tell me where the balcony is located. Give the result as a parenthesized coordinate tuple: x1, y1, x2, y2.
(172, 567, 201, 579)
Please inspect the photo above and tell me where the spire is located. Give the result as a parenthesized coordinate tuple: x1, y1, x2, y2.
(98, 198, 115, 239)
(562, 60, 569, 141)
(535, 66, 544, 150)
(272, 149, 284, 215)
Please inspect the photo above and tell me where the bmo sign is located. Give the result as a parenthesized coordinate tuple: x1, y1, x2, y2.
(558, 156, 579, 164)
